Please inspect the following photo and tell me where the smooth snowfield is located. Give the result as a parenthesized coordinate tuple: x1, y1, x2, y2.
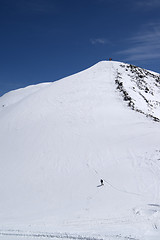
(0, 61, 160, 240)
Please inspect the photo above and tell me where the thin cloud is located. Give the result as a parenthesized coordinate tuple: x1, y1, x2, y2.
(135, 0, 160, 8)
(117, 23, 160, 61)
(90, 38, 110, 45)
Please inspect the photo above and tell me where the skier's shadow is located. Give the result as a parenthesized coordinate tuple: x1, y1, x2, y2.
(97, 184, 104, 188)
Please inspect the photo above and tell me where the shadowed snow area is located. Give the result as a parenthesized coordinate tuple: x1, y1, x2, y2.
(0, 61, 160, 239)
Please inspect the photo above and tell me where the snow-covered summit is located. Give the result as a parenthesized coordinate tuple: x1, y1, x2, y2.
(0, 61, 160, 239)
(1, 61, 160, 121)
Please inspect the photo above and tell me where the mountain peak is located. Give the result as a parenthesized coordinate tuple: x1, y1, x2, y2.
(1, 61, 160, 122)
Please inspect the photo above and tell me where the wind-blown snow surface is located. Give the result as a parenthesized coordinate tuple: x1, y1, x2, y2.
(0, 61, 160, 240)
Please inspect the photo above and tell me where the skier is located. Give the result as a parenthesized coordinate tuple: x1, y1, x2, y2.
(100, 179, 104, 185)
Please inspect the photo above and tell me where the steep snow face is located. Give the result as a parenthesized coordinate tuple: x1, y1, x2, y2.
(113, 62, 160, 121)
(0, 61, 160, 239)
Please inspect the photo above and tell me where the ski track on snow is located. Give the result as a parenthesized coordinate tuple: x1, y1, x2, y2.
(0, 229, 139, 240)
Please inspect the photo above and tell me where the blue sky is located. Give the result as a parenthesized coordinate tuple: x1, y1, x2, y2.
(0, 0, 160, 96)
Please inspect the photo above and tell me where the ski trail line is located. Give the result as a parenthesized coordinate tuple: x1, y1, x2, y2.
(103, 178, 141, 197)
(0, 230, 140, 240)
(87, 163, 142, 197)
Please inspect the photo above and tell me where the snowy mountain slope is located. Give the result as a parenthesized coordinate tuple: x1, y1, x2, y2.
(113, 62, 160, 121)
(0, 82, 51, 109)
(0, 61, 160, 239)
